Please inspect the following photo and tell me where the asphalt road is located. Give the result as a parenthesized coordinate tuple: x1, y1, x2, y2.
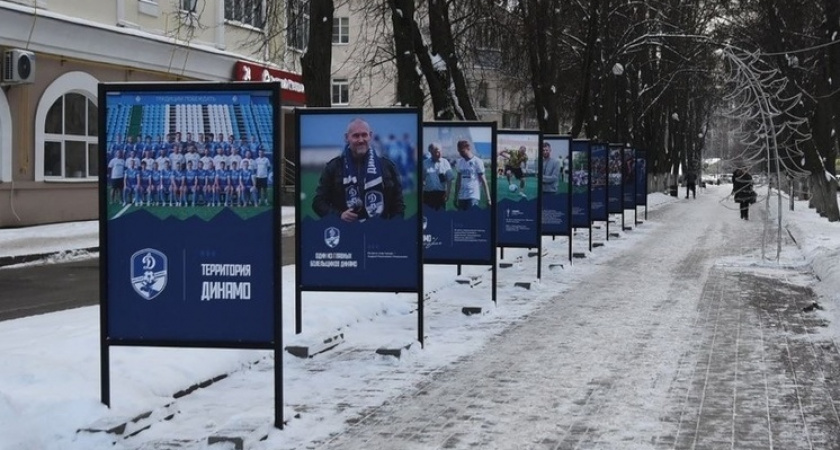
(0, 233, 295, 322)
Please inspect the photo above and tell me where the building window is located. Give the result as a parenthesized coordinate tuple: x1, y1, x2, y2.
(502, 111, 521, 129)
(332, 17, 349, 44)
(180, 0, 196, 11)
(474, 19, 502, 68)
(287, 0, 310, 51)
(224, 0, 264, 28)
(43, 93, 99, 179)
(331, 79, 349, 106)
(477, 81, 490, 108)
(138, 0, 159, 17)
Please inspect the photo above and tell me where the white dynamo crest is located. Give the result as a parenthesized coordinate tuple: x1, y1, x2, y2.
(130, 248, 168, 300)
(324, 227, 340, 248)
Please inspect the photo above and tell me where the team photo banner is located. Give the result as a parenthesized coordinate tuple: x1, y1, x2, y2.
(635, 149, 648, 206)
(622, 147, 636, 210)
(421, 122, 496, 264)
(496, 131, 540, 248)
(590, 142, 608, 222)
(540, 136, 571, 236)
(607, 144, 623, 214)
(100, 82, 281, 347)
(297, 108, 422, 291)
(571, 140, 591, 229)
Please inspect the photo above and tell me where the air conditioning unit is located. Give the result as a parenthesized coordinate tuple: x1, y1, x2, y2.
(3, 49, 36, 84)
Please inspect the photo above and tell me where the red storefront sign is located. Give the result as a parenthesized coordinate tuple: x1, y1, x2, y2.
(234, 61, 306, 105)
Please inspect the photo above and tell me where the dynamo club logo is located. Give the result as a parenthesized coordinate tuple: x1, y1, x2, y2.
(130, 248, 168, 300)
(324, 227, 340, 248)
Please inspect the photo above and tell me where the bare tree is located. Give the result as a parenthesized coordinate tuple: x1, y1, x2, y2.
(300, 0, 335, 107)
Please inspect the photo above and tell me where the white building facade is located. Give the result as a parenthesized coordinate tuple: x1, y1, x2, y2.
(0, 0, 531, 227)
(0, 0, 303, 226)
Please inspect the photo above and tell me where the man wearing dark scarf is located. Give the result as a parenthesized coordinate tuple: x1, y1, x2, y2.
(312, 118, 405, 222)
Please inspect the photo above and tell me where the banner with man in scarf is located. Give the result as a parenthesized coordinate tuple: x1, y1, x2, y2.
(298, 110, 420, 292)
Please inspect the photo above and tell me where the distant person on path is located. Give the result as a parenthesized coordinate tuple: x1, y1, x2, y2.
(312, 117, 405, 222)
(732, 166, 755, 220)
(685, 172, 697, 199)
(422, 142, 453, 210)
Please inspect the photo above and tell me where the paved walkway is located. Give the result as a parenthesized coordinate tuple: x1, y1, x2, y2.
(662, 266, 840, 450)
(309, 196, 840, 449)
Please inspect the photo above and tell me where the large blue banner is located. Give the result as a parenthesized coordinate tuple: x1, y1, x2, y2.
(421, 123, 496, 263)
(102, 84, 280, 345)
(496, 131, 540, 247)
(607, 144, 623, 214)
(298, 109, 422, 290)
(541, 136, 571, 236)
(635, 149, 648, 206)
(590, 142, 608, 221)
(571, 140, 591, 228)
(622, 147, 636, 210)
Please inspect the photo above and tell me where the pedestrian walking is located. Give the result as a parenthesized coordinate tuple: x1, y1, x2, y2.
(685, 172, 697, 199)
(732, 166, 755, 220)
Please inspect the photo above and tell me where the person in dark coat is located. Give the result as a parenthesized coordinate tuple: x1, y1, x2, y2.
(685, 172, 697, 199)
(732, 167, 755, 220)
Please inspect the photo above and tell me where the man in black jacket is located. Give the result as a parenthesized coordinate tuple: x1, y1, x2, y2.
(312, 118, 405, 222)
(685, 172, 697, 199)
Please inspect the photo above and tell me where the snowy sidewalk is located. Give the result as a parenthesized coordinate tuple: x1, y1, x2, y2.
(4, 187, 840, 450)
(303, 190, 840, 450)
(662, 265, 839, 449)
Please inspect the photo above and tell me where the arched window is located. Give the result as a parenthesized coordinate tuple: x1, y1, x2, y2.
(0, 89, 11, 182)
(35, 71, 99, 182)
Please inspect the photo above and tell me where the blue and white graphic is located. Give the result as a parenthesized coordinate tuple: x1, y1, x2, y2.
(571, 140, 591, 228)
(541, 136, 571, 236)
(324, 227, 340, 248)
(130, 248, 168, 300)
(420, 123, 495, 264)
(622, 147, 636, 209)
(496, 131, 540, 248)
(102, 83, 280, 346)
(590, 143, 608, 221)
(298, 109, 422, 291)
(608, 145, 624, 214)
(635, 150, 648, 206)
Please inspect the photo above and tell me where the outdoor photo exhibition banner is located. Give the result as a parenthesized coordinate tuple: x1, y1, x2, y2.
(496, 131, 540, 247)
(421, 122, 496, 264)
(101, 82, 281, 346)
(622, 147, 636, 210)
(541, 136, 571, 236)
(297, 108, 421, 291)
(607, 144, 624, 214)
(635, 149, 648, 206)
(570, 140, 591, 229)
(590, 142, 608, 222)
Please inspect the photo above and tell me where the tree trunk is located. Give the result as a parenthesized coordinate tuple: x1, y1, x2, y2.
(571, 0, 600, 137)
(404, 10, 451, 119)
(521, 0, 560, 133)
(387, 0, 424, 108)
(427, 0, 477, 120)
(300, 0, 334, 107)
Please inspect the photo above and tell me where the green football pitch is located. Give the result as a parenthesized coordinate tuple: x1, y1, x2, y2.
(105, 188, 275, 221)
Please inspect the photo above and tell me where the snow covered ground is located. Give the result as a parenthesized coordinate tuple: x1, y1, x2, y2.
(0, 186, 838, 449)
